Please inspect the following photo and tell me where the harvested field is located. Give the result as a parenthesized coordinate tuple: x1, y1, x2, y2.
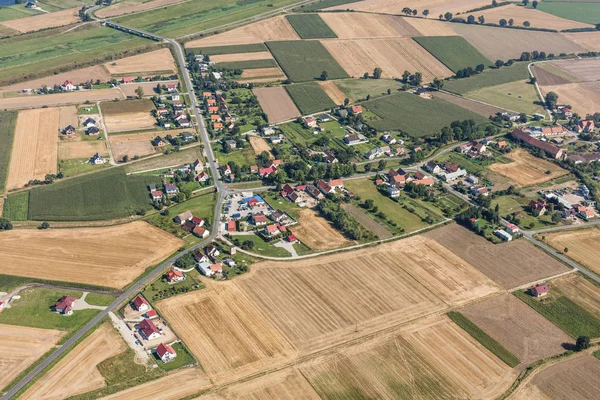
(0, 221, 183, 288)
(58, 140, 109, 160)
(543, 58, 600, 82)
(318, 81, 346, 105)
(563, 31, 600, 51)
(489, 149, 568, 186)
(434, 91, 506, 117)
(119, 79, 178, 97)
(290, 209, 351, 250)
(342, 203, 393, 239)
(185, 15, 299, 47)
(253, 87, 300, 123)
(103, 48, 177, 75)
(321, 38, 453, 81)
(110, 132, 158, 161)
(96, 0, 185, 18)
(403, 316, 516, 399)
(545, 228, 600, 276)
(426, 224, 571, 288)
(452, 23, 584, 61)
(531, 64, 572, 86)
(156, 285, 294, 380)
(6, 108, 59, 190)
(248, 135, 273, 157)
(403, 17, 458, 36)
(0, 324, 64, 391)
(318, 12, 421, 38)
(0, 8, 79, 33)
(540, 82, 600, 116)
(326, 0, 491, 16)
(0, 66, 111, 96)
(99, 368, 211, 400)
(473, 4, 593, 31)
(21, 324, 126, 400)
(460, 293, 571, 364)
(238, 68, 285, 82)
(511, 354, 600, 400)
(58, 106, 78, 128)
(552, 274, 600, 319)
(0, 89, 125, 110)
(210, 51, 273, 63)
(103, 113, 156, 133)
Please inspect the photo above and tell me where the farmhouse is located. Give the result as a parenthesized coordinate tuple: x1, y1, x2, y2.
(529, 200, 547, 216)
(344, 135, 362, 145)
(174, 210, 193, 225)
(351, 105, 363, 114)
(54, 296, 77, 315)
(494, 229, 513, 242)
(192, 226, 209, 238)
(387, 185, 401, 198)
(138, 319, 161, 340)
(166, 269, 184, 283)
(122, 77, 133, 84)
(532, 284, 549, 297)
(155, 343, 177, 363)
(504, 222, 520, 234)
(61, 81, 76, 91)
(87, 126, 100, 136)
(151, 190, 164, 201)
(62, 125, 76, 136)
(511, 129, 565, 160)
(132, 295, 150, 312)
(580, 207, 595, 220)
(153, 136, 166, 147)
(165, 183, 178, 196)
(304, 117, 317, 128)
(252, 213, 267, 226)
(90, 153, 106, 165)
(577, 120, 595, 133)
(316, 179, 334, 195)
(264, 224, 282, 237)
(210, 263, 223, 275)
(83, 118, 96, 128)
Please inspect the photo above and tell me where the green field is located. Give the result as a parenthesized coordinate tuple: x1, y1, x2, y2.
(295, 0, 362, 11)
(286, 83, 336, 114)
(58, 158, 110, 178)
(266, 40, 348, 82)
(362, 92, 488, 136)
(0, 110, 17, 191)
(186, 43, 266, 55)
(0, 23, 150, 85)
(448, 311, 520, 367)
(514, 290, 600, 338)
(28, 168, 161, 221)
(286, 14, 337, 39)
(465, 80, 545, 114)
(538, 2, 600, 24)
(84, 293, 115, 307)
(0, 4, 42, 22)
(115, 0, 300, 38)
(231, 234, 291, 257)
(100, 99, 155, 115)
(335, 78, 403, 102)
(216, 59, 277, 70)
(414, 36, 492, 73)
(444, 62, 530, 95)
(3, 191, 29, 221)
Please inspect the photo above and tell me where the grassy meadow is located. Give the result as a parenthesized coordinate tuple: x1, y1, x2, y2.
(414, 36, 492, 72)
(286, 14, 337, 39)
(286, 82, 336, 114)
(444, 62, 531, 95)
(0, 110, 17, 192)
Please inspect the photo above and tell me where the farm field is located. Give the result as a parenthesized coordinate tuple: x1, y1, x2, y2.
(321, 37, 453, 81)
(247, 135, 273, 157)
(210, 51, 273, 63)
(185, 16, 299, 47)
(0, 110, 17, 192)
(433, 91, 506, 117)
(318, 81, 346, 104)
(27, 168, 162, 221)
(109, 131, 163, 162)
(334, 78, 403, 102)
(318, 12, 420, 38)
(326, 0, 492, 15)
(96, 0, 186, 18)
(465, 79, 545, 114)
(426, 224, 571, 288)
(216, 59, 277, 70)
(539, 81, 600, 116)
(20, 324, 126, 400)
(541, 58, 600, 82)
(266, 40, 348, 82)
(511, 354, 600, 400)
(474, 4, 593, 30)
(285, 14, 336, 39)
(125, 145, 202, 173)
(58, 139, 109, 160)
(0, 221, 182, 288)
(285, 83, 336, 115)
(0, 4, 42, 22)
(103, 48, 177, 75)
(444, 62, 530, 94)
(99, 368, 211, 400)
(552, 274, 600, 320)
(186, 43, 267, 55)
(563, 31, 600, 51)
(544, 228, 600, 276)
(452, 23, 584, 61)
(101, 99, 156, 133)
(0, 88, 125, 110)
(6, 108, 59, 191)
(538, 1, 600, 25)
(238, 68, 286, 83)
(0, 8, 79, 33)
(253, 87, 300, 123)
(290, 209, 351, 250)
(402, 17, 457, 36)
(119, 79, 177, 97)
(342, 203, 394, 239)
(413, 36, 492, 72)
(460, 293, 571, 364)
(362, 92, 489, 136)
(488, 149, 568, 186)
(0, 324, 64, 392)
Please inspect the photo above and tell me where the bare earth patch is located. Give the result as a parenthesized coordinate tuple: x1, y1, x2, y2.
(58, 140, 109, 160)
(342, 203, 393, 239)
(290, 209, 351, 250)
(21, 324, 126, 400)
(544, 58, 600, 82)
(253, 87, 300, 123)
(103, 112, 157, 133)
(58, 106, 78, 129)
(1, 8, 79, 33)
(0, 221, 183, 289)
(119, 80, 178, 98)
(402, 17, 459, 36)
(326, 0, 491, 16)
(434, 91, 506, 117)
(488, 149, 568, 186)
(210, 51, 274, 63)
(110, 131, 161, 161)
(103, 48, 177, 76)
(248, 135, 273, 157)
(545, 228, 600, 276)
(318, 81, 346, 105)
(6, 108, 59, 190)
(0, 89, 124, 110)
(318, 12, 421, 38)
(0, 324, 65, 391)
(563, 31, 600, 52)
(237, 68, 285, 83)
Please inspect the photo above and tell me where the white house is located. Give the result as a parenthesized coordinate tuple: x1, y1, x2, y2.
(494, 229, 513, 242)
(156, 343, 177, 363)
(132, 295, 150, 312)
(61, 80, 76, 91)
(197, 262, 214, 277)
(90, 153, 106, 165)
(138, 319, 161, 340)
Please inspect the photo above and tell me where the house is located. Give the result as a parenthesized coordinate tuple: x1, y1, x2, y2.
(252, 213, 267, 226)
(281, 183, 295, 197)
(166, 269, 184, 283)
(213, 122, 223, 130)
(194, 250, 209, 264)
(344, 135, 362, 145)
(259, 166, 276, 178)
(227, 219, 236, 231)
(197, 262, 213, 277)
(145, 309, 158, 319)
(63, 125, 76, 135)
(577, 120, 595, 133)
(172, 101, 183, 108)
(54, 296, 77, 315)
(192, 159, 204, 172)
(122, 76, 134, 84)
(61, 80, 76, 91)
(151, 190, 164, 201)
(470, 186, 489, 196)
(504, 222, 519, 234)
(387, 185, 401, 198)
(155, 343, 177, 363)
(132, 295, 150, 312)
(304, 117, 318, 128)
(225, 140, 237, 149)
(181, 132, 194, 142)
(316, 179, 334, 195)
(382, 134, 396, 144)
(202, 91, 212, 98)
(466, 175, 479, 184)
(196, 171, 209, 182)
(191, 216, 204, 227)
(167, 83, 177, 92)
(173, 210, 193, 224)
(494, 229, 513, 242)
(457, 142, 473, 154)
(83, 117, 96, 128)
(26, 2, 38, 9)
(529, 200, 547, 216)
(413, 177, 434, 186)
(562, 208, 577, 219)
(270, 134, 285, 144)
(323, 150, 338, 164)
(179, 119, 191, 128)
(90, 153, 105, 165)
(264, 224, 281, 237)
(470, 142, 486, 155)
(270, 210, 287, 223)
(262, 126, 276, 136)
(138, 319, 161, 340)
(192, 226, 209, 238)
(531, 284, 549, 297)
(337, 109, 348, 118)
(305, 184, 323, 200)
(222, 164, 232, 175)
(580, 207, 595, 220)
(87, 126, 100, 135)
(441, 169, 467, 182)
(153, 136, 166, 147)
(424, 161, 441, 174)
(502, 112, 520, 122)
(496, 141, 508, 149)
(210, 263, 223, 275)
(511, 129, 565, 159)
(165, 183, 177, 196)
(351, 105, 363, 114)
(205, 245, 220, 257)
(318, 114, 331, 122)
(541, 125, 567, 136)
(329, 179, 344, 189)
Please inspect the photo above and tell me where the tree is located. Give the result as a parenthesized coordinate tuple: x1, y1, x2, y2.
(552, 212, 562, 224)
(378, 159, 387, 170)
(122, 155, 129, 163)
(475, 64, 485, 73)
(494, 203, 500, 213)
(39, 222, 50, 230)
(522, 0, 529, 5)
(412, 9, 417, 16)
(364, 199, 375, 209)
(373, 67, 383, 79)
(495, 59, 504, 68)
(135, 86, 144, 99)
(422, 9, 429, 17)
(444, 12, 453, 21)
(519, 113, 528, 123)
(532, 0, 538, 8)
(575, 336, 590, 351)
(432, 77, 444, 90)
(523, 20, 530, 27)
(410, 72, 423, 86)
(364, 163, 372, 172)
(402, 70, 411, 83)
(344, 97, 349, 106)
(401, 7, 412, 15)
(155, 83, 162, 94)
(0, 217, 13, 230)
(499, 18, 507, 27)
(564, 247, 569, 253)
(545, 91, 559, 109)
(320, 70, 328, 81)
(363, 72, 369, 79)
(467, 15, 475, 24)
(492, 0, 498, 6)
(478, 15, 485, 24)
(530, 76, 537, 84)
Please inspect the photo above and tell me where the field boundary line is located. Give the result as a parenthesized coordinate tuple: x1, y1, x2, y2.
(509, 268, 577, 292)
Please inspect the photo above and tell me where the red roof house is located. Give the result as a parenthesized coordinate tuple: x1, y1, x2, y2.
(122, 76, 133, 83)
(532, 284, 549, 297)
(139, 319, 161, 340)
(156, 343, 177, 363)
(132, 295, 150, 312)
(55, 296, 77, 315)
(351, 105, 363, 114)
(146, 309, 158, 319)
(227, 219, 236, 231)
(166, 269, 184, 283)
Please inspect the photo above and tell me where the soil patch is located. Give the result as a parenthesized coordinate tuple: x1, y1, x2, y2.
(103, 48, 177, 76)
(0, 89, 124, 110)
(545, 228, 600, 276)
(318, 81, 346, 105)
(488, 149, 568, 187)
(253, 87, 300, 123)
(290, 209, 352, 249)
(247, 135, 273, 157)
(1, 8, 79, 33)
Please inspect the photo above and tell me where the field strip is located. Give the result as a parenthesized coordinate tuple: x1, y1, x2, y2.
(509, 268, 576, 292)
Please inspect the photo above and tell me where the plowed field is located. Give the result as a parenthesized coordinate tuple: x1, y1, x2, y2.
(110, 131, 158, 161)
(58, 140, 109, 160)
(248, 135, 272, 157)
(563, 31, 600, 51)
(326, 0, 491, 16)
(488, 149, 568, 186)
(103, 48, 177, 75)
(103, 113, 156, 133)
(545, 228, 600, 276)
(552, 274, 600, 319)
(96, 0, 185, 18)
(1, 8, 79, 33)
(210, 52, 273, 63)
(319, 12, 420, 38)
(318, 81, 346, 105)
(540, 82, 600, 116)
(0, 89, 124, 110)
(253, 87, 300, 123)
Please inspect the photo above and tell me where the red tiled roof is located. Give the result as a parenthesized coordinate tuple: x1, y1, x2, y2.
(133, 296, 149, 310)
(139, 319, 160, 338)
(156, 343, 175, 358)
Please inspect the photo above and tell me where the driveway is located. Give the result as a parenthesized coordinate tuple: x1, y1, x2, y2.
(108, 312, 150, 363)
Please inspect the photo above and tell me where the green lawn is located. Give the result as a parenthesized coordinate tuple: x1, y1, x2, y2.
(0, 110, 17, 191)
(448, 311, 520, 367)
(286, 14, 337, 39)
(231, 234, 290, 257)
(216, 146, 257, 167)
(216, 59, 277, 70)
(444, 62, 531, 95)
(514, 290, 600, 338)
(0, 274, 36, 293)
(3, 191, 29, 221)
(286, 82, 336, 115)
(413, 36, 492, 72)
(142, 269, 204, 303)
(28, 168, 161, 221)
(0, 4, 42, 22)
(335, 78, 403, 103)
(465, 80, 545, 114)
(84, 293, 115, 307)
(262, 191, 301, 219)
(154, 342, 196, 371)
(0, 288, 100, 334)
(266, 40, 348, 82)
(538, 2, 600, 24)
(58, 158, 110, 178)
(186, 43, 267, 55)
(362, 92, 489, 136)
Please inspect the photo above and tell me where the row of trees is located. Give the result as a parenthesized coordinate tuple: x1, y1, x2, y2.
(316, 198, 371, 240)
